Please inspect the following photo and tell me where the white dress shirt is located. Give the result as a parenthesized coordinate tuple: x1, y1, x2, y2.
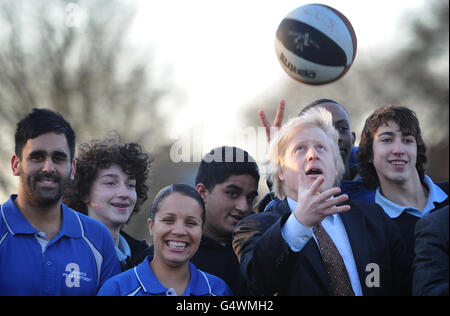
(281, 197, 363, 296)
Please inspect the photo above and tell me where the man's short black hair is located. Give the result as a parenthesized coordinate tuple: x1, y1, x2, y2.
(15, 108, 76, 159)
(299, 98, 348, 116)
(195, 146, 260, 191)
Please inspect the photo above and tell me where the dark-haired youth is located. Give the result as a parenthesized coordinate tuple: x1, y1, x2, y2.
(64, 136, 152, 271)
(357, 105, 448, 257)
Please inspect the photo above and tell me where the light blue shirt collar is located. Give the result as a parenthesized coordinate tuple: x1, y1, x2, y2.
(286, 197, 297, 213)
(375, 175, 448, 219)
(116, 233, 131, 264)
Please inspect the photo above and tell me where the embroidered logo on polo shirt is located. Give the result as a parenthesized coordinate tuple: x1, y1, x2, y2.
(63, 263, 92, 287)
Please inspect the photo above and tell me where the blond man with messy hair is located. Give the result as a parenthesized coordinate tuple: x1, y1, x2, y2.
(232, 107, 412, 296)
(267, 107, 345, 201)
(263, 107, 349, 228)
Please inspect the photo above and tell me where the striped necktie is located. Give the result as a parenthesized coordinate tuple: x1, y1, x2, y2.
(313, 222, 355, 296)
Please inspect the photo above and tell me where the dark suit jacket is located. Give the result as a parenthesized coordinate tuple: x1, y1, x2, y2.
(232, 198, 412, 296)
(412, 205, 449, 296)
(393, 181, 449, 258)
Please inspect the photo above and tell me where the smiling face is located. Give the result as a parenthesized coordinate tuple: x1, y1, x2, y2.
(84, 164, 137, 230)
(371, 120, 419, 187)
(197, 174, 258, 243)
(149, 192, 204, 268)
(278, 126, 339, 200)
(12, 132, 75, 207)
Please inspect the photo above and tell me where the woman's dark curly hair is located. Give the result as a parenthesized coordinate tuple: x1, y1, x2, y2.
(357, 105, 427, 189)
(64, 135, 152, 218)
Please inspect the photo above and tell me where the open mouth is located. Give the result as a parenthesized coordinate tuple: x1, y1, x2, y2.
(230, 214, 243, 223)
(110, 202, 130, 209)
(40, 179, 57, 184)
(305, 167, 323, 176)
(36, 177, 59, 188)
(166, 241, 188, 250)
(389, 160, 407, 166)
(36, 173, 59, 185)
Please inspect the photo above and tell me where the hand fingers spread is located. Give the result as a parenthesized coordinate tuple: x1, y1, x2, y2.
(259, 110, 271, 141)
(307, 175, 325, 196)
(317, 186, 343, 201)
(259, 110, 269, 128)
(324, 204, 351, 216)
(321, 194, 349, 210)
(273, 99, 286, 128)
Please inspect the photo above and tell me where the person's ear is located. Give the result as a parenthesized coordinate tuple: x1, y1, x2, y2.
(70, 159, 76, 181)
(147, 218, 154, 235)
(278, 167, 285, 182)
(195, 183, 209, 204)
(351, 131, 356, 147)
(11, 155, 21, 177)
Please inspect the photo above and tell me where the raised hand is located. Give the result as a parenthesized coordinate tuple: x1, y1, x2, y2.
(293, 175, 350, 228)
(259, 99, 286, 143)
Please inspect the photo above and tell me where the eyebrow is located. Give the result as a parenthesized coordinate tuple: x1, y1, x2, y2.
(376, 131, 396, 137)
(377, 131, 413, 137)
(226, 184, 259, 198)
(293, 139, 328, 148)
(225, 184, 243, 191)
(186, 215, 202, 221)
(29, 150, 68, 157)
(101, 173, 119, 178)
(160, 211, 176, 217)
(161, 212, 201, 220)
(101, 173, 136, 180)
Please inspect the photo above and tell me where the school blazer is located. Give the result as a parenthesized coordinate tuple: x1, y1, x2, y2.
(232, 198, 412, 296)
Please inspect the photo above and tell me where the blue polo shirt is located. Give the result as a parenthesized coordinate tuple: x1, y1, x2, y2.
(97, 256, 233, 296)
(0, 195, 122, 296)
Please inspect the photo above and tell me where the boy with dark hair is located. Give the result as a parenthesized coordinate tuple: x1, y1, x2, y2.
(63, 136, 152, 271)
(0, 108, 121, 295)
(194, 146, 259, 295)
(358, 105, 448, 255)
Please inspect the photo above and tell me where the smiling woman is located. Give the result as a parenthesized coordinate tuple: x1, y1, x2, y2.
(97, 183, 233, 296)
(148, 187, 206, 271)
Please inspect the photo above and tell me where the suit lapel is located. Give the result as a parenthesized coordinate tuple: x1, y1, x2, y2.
(340, 200, 371, 295)
(278, 199, 331, 294)
(302, 239, 331, 294)
(432, 198, 449, 213)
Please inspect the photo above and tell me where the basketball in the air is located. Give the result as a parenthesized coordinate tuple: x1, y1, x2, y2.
(275, 4, 357, 85)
